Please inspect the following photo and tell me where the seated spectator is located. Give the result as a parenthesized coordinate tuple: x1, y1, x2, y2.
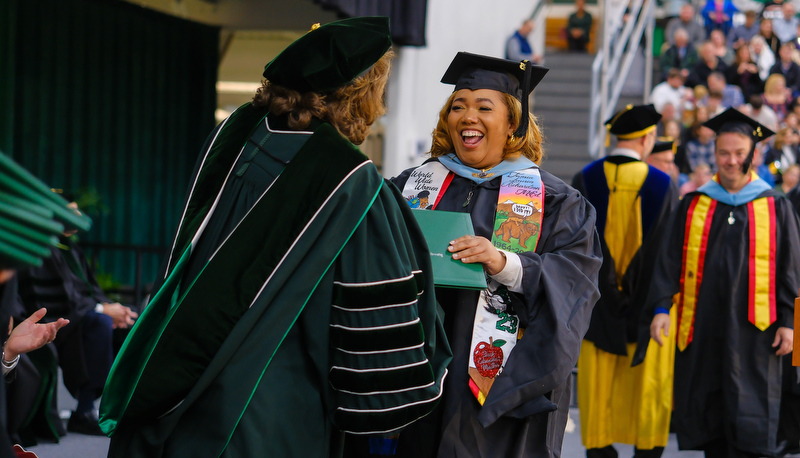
(660, 28, 700, 81)
(710, 29, 736, 66)
(793, 22, 800, 56)
(1, 274, 69, 447)
(790, 97, 800, 121)
(701, 0, 738, 36)
(774, 162, 800, 194)
(679, 162, 714, 195)
(727, 10, 760, 48)
(750, 34, 777, 81)
(685, 117, 717, 171)
(764, 126, 799, 181)
(724, 43, 764, 99)
(662, 0, 686, 23)
(16, 201, 138, 437)
(753, 141, 778, 186)
(693, 88, 710, 112)
(567, 0, 593, 52)
(687, 40, 729, 87)
(758, 18, 782, 56)
(706, 71, 745, 108)
(505, 19, 542, 64)
(769, 42, 800, 94)
(745, 94, 780, 132)
(666, 3, 707, 46)
(705, 90, 726, 115)
(762, 0, 786, 21)
(772, 1, 800, 44)
(763, 73, 794, 121)
(652, 68, 692, 118)
(783, 110, 799, 129)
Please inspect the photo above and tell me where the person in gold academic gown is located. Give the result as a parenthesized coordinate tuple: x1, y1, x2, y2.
(572, 104, 679, 458)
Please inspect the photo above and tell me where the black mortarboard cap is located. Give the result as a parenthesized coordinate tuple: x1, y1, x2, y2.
(440, 52, 549, 138)
(703, 107, 775, 173)
(702, 107, 775, 140)
(652, 137, 676, 154)
(605, 104, 662, 138)
(262, 17, 392, 93)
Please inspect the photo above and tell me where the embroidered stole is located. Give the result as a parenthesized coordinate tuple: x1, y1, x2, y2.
(401, 161, 544, 405)
(677, 194, 777, 351)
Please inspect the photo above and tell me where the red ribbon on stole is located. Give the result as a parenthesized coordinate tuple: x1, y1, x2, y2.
(747, 197, 777, 331)
(677, 195, 716, 351)
(677, 194, 777, 351)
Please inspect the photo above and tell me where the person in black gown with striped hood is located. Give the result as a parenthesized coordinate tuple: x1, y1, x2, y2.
(639, 108, 800, 457)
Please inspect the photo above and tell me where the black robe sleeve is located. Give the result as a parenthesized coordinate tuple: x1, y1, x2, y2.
(632, 194, 685, 366)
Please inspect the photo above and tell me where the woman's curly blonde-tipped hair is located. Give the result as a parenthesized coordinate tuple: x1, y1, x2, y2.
(253, 49, 395, 145)
(428, 92, 544, 165)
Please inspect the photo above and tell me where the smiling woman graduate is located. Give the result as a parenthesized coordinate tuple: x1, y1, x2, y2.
(98, 17, 451, 458)
(385, 52, 602, 458)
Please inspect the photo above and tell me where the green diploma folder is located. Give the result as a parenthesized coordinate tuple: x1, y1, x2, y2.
(411, 209, 487, 290)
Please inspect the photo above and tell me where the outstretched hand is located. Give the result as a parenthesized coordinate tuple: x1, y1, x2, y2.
(448, 235, 506, 276)
(4, 308, 69, 362)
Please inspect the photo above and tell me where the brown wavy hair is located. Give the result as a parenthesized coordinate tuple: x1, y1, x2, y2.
(252, 49, 395, 145)
(428, 91, 545, 164)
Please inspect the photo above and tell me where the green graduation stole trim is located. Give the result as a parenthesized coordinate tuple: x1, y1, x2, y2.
(99, 121, 379, 435)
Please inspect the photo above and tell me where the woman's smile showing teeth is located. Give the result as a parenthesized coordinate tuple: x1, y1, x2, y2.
(462, 130, 484, 146)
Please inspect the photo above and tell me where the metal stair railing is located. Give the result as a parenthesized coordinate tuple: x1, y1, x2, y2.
(588, 0, 656, 158)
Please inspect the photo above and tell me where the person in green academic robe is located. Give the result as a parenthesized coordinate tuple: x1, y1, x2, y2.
(99, 17, 451, 458)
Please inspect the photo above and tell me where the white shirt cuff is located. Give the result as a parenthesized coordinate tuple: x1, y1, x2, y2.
(489, 250, 524, 293)
(95, 303, 104, 314)
(2, 353, 19, 376)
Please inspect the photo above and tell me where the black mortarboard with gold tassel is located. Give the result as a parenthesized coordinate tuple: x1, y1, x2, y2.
(652, 136, 677, 155)
(703, 107, 775, 173)
(440, 52, 549, 138)
(605, 104, 662, 147)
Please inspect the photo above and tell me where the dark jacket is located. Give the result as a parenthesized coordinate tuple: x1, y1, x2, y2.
(769, 60, 800, 94)
(660, 45, 699, 81)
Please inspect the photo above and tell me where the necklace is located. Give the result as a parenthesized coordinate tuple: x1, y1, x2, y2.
(472, 168, 495, 179)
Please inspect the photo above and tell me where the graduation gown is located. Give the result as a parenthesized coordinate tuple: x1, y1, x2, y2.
(0, 279, 17, 458)
(100, 105, 451, 458)
(571, 154, 678, 449)
(390, 158, 602, 458)
(572, 155, 677, 355)
(16, 240, 114, 398)
(636, 187, 800, 456)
